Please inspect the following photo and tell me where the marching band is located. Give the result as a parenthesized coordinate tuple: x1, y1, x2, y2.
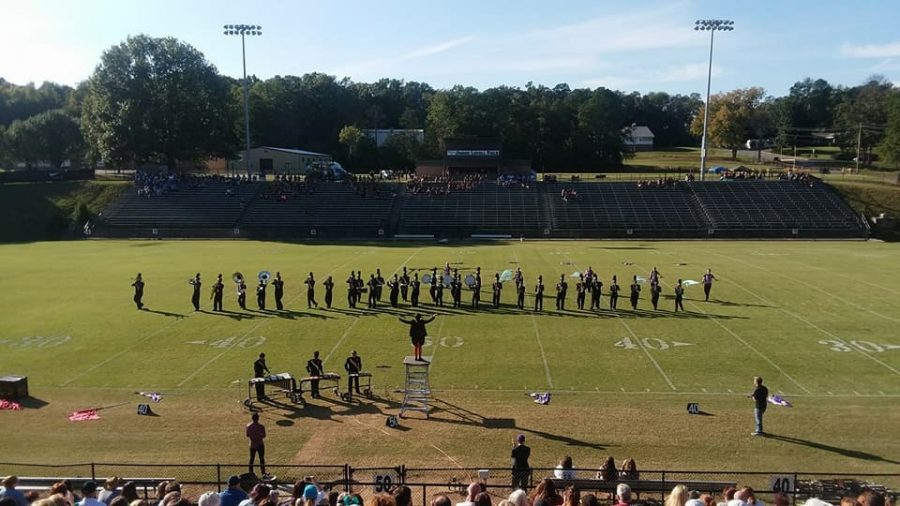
(132, 266, 718, 314)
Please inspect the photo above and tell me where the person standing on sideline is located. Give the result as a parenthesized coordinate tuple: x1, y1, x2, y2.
(246, 413, 269, 478)
(212, 274, 225, 312)
(749, 376, 769, 436)
(189, 273, 202, 311)
(323, 275, 334, 309)
(253, 353, 270, 401)
(132, 273, 145, 310)
(344, 351, 363, 397)
(306, 351, 324, 398)
(399, 313, 436, 361)
(702, 269, 716, 302)
(511, 434, 531, 490)
(674, 280, 685, 312)
(272, 272, 284, 310)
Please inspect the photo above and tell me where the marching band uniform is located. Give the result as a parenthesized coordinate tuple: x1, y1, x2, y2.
(703, 269, 716, 302)
(516, 281, 526, 309)
(590, 278, 603, 310)
(451, 275, 462, 308)
(367, 275, 378, 309)
(375, 269, 385, 302)
(555, 275, 568, 310)
(534, 276, 544, 311)
(256, 280, 267, 310)
(675, 280, 685, 312)
(190, 273, 201, 311)
(411, 274, 421, 307)
(576, 275, 586, 310)
(471, 272, 482, 309)
(429, 268, 439, 304)
(253, 353, 270, 401)
(272, 273, 284, 310)
(650, 281, 661, 310)
(132, 273, 145, 310)
(435, 281, 444, 307)
(492, 274, 502, 308)
(213, 274, 225, 311)
(609, 276, 619, 310)
(649, 267, 661, 286)
(238, 281, 247, 309)
(304, 273, 318, 309)
(324, 276, 334, 308)
(630, 276, 641, 310)
(344, 351, 363, 397)
(306, 351, 324, 398)
(400, 268, 410, 302)
(347, 272, 357, 308)
(389, 275, 400, 308)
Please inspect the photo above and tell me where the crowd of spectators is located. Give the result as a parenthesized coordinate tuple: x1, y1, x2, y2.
(263, 175, 317, 202)
(778, 170, 817, 187)
(406, 173, 488, 196)
(636, 178, 677, 189)
(133, 171, 259, 198)
(560, 189, 579, 202)
(497, 174, 535, 189)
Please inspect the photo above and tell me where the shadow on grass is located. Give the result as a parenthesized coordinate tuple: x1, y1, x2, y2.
(142, 308, 185, 318)
(201, 309, 273, 321)
(270, 309, 334, 320)
(19, 396, 49, 409)
(764, 434, 900, 465)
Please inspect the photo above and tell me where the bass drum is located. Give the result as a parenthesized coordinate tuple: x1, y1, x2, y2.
(464, 274, 477, 288)
(422, 273, 433, 285)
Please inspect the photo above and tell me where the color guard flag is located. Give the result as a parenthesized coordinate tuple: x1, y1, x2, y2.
(768, 395, 792, 407)
(69, 408, 101, 421)
(682, 280, 701, 287)
(529, 392, 551, 405)
(499, 269, 514, 282)
(136, 391, 162, 402)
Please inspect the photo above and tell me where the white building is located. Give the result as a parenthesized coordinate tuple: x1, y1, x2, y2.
(229, 146, 332, 175)
(623, 125, 655, 152)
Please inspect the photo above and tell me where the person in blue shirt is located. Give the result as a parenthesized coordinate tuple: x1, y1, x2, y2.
(0, 476, 28, 506)
(219, 476, 248, 506)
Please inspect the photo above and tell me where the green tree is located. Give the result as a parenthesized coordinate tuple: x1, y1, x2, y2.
(82, 34, 236, 170)
(338, 125, 365, 157)
(879, 92, 900, 169)
(691, 87, 768, 160)
(8, 109, 83, 168)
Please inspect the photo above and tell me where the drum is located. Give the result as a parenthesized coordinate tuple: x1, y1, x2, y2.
(464, 274, 477, 288)
(442, 274, 453, 286)
(422, 273, 433, 284)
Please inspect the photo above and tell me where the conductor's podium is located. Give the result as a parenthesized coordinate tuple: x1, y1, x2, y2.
(399, 356, 431, 418)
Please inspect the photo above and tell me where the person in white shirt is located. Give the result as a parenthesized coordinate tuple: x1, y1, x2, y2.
(79, 482, 105, 506)
(553, 456, 576, 479)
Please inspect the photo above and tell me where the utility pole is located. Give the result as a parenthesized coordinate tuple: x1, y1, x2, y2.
(856, 123, 862, 173)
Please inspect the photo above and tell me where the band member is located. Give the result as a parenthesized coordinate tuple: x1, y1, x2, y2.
(324, 275, 335, 308)
(590, 277, 603, 310)
(347, 271, 357, 308)
(492, 273, 502, 308)
(256, 279, 267, 310)
(375, 268, 385, 302)
(411, 273, 421, 307)
(132, 273, 145, 309)
(253, 352, 270, 401)
(400, 267, 410, 302)
(399, 313, 436, 361)
(388, 274, 400, 308)
(630, 275, 641, 310)
(471, 269, 482, 309)
(272, 272, 284, 310)
(237, 279, 247, 309)
(534, 275, 544, 311)
(555, 274, 568, 311)
(212, 273, 225, 312)
(609, 275, 619, 310)
(344, 350, 363, 398)
(189, 273, 202, 311)
(443, 262, 451, 277)
(435, 280, 445, 307)
(367, 274, 379, 309)
(306, 351, 324, 399)
(584, 266, 594, 284)
(650, 281, 662, 310)
(304, 272, 318, 309)
(649, 267, 661, 286)
(703, 268, 716, 302)
(674, 279, 685, 312)
(516, 278, 526, 309)
(514, 267, 523, 291)
(429, 267, 439, 304)
(575, 274, 586, 310)
(451, 274, 462, 308)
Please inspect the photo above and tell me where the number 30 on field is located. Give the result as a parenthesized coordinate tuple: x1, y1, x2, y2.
(818, 340, 896, 353)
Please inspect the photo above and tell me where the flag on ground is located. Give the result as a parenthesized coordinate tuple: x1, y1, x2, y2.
(768, 395, 792, 407)
(529, 392, 551, 405)
(69, 409, 101, 421)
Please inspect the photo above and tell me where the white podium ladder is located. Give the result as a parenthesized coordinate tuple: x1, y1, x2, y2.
(399, 356, 432, 418)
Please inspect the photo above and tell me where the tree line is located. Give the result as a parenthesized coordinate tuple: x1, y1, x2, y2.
(1, 34, 899, 172)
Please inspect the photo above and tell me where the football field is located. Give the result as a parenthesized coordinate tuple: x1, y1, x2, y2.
(1, 239, 898, 475)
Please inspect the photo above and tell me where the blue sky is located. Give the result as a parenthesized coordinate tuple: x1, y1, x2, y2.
(3, 0, 899, 96)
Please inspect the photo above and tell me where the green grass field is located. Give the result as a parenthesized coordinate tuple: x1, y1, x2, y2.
(1, 240, 898, 478)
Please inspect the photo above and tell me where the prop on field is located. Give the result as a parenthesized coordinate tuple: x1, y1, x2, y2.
(570, 271, 581, 278)
(385, 415, 399, 428)
(135, 391, 162, 402)
(69, 409, 101, 422)
(682, 279, 701, 287)
(528, 392, 551, 405)
(768, 395, 792, 407)
(0, 399, 22, 410)
(686, 402, 701, 414)
(499, 269, 514, 282)
(636, 276, 648, 284)
(622, 261, 634, 266)
(137, 404, 154, 416)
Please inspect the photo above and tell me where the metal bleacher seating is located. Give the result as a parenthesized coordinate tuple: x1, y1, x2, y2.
(544, 182, 708, 238)
(396, 182, 543, 237)
(688, 180, 866, 238)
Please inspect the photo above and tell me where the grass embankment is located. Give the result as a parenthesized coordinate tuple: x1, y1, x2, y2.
(0, 180, 127, 242)
(830, 181, 900, 240)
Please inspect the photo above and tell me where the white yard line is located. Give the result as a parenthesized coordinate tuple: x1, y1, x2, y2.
(322, 318, 362, 365)
(530, 313, 554, 389)
(617, 315, 677, 390)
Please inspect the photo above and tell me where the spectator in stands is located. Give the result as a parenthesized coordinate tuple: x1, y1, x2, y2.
(119, 484, 138, 505)
(371, 495, 395, 506)
(0, 477, 27, 506)
(664, 485, 688, 506)
(858, 491, 885, 506)
(529, 479, 561, 506)
(474, 494, 491, 506)
(392, 487, 412, 506)
(198, 493, 221, 506)
(110, 497, 129, 506)
(220, 477, 248, 506)
(579, 495, 598, 506)
(773, 494, 789, 506)
(48, 483, 72, 506)
(840, 498, 861, 506)
(561, 488, 578, 506)
(507, 490, 528, 506)
(717, 489, 736, 506)
(457, 484, 484, 506)
(729, 487, 762, 506)
(99, 478, 121, 505)
(78, 482, 104, 506)
(238, 484, 270, 506)
(614, 485, 632, 506)
(596, 457, 618, 481)
(686, 491, 704, 506)
(619, 458, 638, 480)
(701, 495, 715, 506)
(554, 456, 576, 479)
(432, 497, 451, 506)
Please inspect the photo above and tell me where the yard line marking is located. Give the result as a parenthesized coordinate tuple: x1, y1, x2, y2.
(177, 252, 365, 387)
(530, 314, 554, 389)
(797, 262, 900, 296)
(723, 253, 900, 324)
(426, 317, 447, 368)
(322, 318, 362, 365)
(617, 315, 677, 390)
(60, 317, 183, 386)
(631, 258, 812, 394)
(717, 268, 900, 377)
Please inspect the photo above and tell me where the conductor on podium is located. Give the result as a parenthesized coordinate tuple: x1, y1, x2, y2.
(253, 353, 270, 401)
(400, 313, 436, 361)
(345, 351, 363, 397)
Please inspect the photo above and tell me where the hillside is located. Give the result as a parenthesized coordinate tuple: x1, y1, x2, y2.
(829, 181, 900, 240)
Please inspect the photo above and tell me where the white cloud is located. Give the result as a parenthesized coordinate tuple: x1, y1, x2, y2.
(400, 36, 474, 61)
(658, 62, 721, 82)
(841, 41, 900, 58)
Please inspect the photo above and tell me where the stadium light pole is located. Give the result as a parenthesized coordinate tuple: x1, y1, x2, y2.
(694, 19, 733, 182)
(223, 24, 262, 176)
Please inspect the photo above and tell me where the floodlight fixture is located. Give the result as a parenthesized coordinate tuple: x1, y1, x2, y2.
(223, 23, 263, 175)
(693, 19, 734, 181)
